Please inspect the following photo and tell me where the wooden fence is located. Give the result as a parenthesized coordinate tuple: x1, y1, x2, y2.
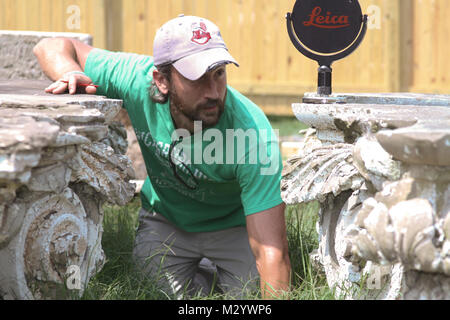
(1, 0, 448, 115)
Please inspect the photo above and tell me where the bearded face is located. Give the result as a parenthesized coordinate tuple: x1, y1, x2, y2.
(167, 65, 228, 130)
(169, 86, 225, 128)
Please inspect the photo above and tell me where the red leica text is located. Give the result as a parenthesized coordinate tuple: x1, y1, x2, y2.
(303, 6, 350, 29)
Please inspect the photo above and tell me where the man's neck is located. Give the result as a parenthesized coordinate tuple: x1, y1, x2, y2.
(170, 103, 195, 134)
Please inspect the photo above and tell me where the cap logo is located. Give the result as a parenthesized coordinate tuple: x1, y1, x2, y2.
(191, 22, 212, 45)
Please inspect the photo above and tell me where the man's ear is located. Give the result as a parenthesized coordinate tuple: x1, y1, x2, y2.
(153, 69, 170, 95)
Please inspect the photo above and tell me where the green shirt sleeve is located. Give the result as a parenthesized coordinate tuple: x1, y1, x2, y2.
(84, 48, 155, 107)
(236, 132, 283, 216)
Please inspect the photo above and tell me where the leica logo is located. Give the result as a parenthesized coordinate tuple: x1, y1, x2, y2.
(303, 6, 350, 29)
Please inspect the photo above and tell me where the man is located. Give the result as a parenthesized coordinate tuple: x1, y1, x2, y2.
(34, 15, 291, 299)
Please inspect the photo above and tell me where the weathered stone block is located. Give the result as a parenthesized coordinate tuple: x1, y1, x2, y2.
(0, 80, 135, 300)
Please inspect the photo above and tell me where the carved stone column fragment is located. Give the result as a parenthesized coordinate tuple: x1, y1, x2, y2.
(0, 80, 135, 299)
(282, 93, 450, 299)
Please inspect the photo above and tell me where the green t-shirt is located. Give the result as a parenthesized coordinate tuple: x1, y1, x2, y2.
(85, 49, 283, 232)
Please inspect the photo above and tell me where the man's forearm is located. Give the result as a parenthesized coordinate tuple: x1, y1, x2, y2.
(257, 252, 291, 299)
(246, 203, 292, 298)
(33, 38, 83, 81)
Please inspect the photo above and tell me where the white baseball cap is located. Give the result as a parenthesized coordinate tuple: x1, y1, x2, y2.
(153, 15, 239, 81)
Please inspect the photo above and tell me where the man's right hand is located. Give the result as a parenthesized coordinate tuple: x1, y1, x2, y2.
(33, 37, 95, 94)
(45, 72, 97, 95)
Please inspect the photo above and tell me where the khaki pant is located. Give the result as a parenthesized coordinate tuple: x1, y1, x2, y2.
(132, 208, 259, 299)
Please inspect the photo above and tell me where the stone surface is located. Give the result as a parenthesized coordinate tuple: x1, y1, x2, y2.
(292, 95, 450, 144)
(283, 92, 450, 300)
(376, 121, 450, 166)
(303, 92, 450, 108)
(0, 80, 135, 299)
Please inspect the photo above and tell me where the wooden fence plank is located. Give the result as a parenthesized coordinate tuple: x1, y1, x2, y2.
(104, 0, 123, 52)
(410, 0, 449, 93)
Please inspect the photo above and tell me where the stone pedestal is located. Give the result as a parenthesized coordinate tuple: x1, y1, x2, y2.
(0, 80, 135, 299)
(281, 93, 450, 299)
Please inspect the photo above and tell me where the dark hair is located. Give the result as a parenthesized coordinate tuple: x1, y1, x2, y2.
(150, 64, 172, 104)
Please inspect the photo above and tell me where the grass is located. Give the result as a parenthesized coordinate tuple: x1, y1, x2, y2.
(284, 202, 336, 300)
(266, 115, 308, 138)
(80, 197, 335, 300)
(81, 197, 170, 300)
